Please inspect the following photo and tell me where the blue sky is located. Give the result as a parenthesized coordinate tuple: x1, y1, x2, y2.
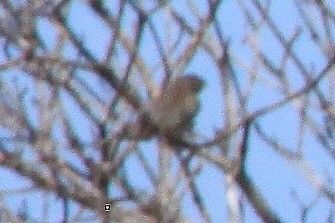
(1, 0, 335, 222)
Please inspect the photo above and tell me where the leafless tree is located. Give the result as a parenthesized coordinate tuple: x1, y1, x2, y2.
(0, 0, 335, 222)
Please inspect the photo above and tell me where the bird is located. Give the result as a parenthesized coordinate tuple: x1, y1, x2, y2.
(129, 74, 204, 146)
(149, 75, 204, 134)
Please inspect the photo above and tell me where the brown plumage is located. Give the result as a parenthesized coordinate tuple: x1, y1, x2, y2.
(149, 75, 204, 136)
(131, 75, 204, 144)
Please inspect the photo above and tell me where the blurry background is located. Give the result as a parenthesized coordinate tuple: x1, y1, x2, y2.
(0, 0, 335, 222)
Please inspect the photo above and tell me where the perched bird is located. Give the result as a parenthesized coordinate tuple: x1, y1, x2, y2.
(129, 74, 204, 144)
(148, 75, 204, 135)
